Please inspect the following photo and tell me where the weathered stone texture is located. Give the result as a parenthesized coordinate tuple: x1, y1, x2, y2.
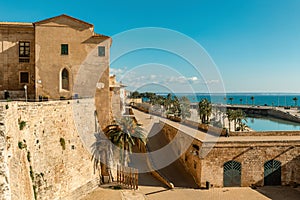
(0, 100, 101, 200)
(160, 121, 300, 188)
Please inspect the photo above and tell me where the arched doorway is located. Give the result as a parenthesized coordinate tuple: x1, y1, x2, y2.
(61, 68, 69, 90)
(264, 160, 281, 186)
(223, 160, 241, 187)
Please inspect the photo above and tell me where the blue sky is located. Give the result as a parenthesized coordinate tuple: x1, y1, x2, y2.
(2, 0, 300, 93)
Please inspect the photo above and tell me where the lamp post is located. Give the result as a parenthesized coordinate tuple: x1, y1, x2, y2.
(24, 85, 27, 102)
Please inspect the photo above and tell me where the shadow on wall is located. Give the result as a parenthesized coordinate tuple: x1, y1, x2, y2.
(0, 38, 35, 99)
(252, 155, 300, 200)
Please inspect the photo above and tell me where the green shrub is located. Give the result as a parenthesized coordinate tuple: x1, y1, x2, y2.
(30, 166, 34, 181)
(60, 138, 66, 150)
(33, 185, 37, 200)
(27, 151, 31, 162)
(19, 121, 26, 130)
(18, 141, 26, 149)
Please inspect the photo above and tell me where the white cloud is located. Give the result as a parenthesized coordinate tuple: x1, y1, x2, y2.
(110, 67, 127, 77)
(188, 76, 198, 81)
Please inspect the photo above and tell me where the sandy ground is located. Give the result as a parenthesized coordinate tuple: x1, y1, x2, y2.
(80, 187, 121, 200)
(81, 186, 300, 200)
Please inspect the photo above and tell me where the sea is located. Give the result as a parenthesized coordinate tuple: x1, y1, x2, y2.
(158, 93, 300, 107)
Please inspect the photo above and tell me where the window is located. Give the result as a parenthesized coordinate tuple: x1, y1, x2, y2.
(19, 41, 30, 62)
(61, 44, 68, 55)
(98, 46, 105, 56)
(20, 72, 29, 83)
(61, 68, 69, 90)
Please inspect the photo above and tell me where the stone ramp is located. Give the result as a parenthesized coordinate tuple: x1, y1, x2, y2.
(129, 146, 167, 187)
(146, 123, 198, 189)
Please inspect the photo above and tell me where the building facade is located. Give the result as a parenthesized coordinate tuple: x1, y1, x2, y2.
(109, 75, 126, 119)
(0, 14, 111, 100)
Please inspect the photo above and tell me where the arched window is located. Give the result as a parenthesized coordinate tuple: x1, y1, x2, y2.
(61, 68, 69, 90)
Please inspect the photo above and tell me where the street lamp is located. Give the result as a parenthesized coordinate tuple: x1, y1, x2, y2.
(24, 85, 27, 102)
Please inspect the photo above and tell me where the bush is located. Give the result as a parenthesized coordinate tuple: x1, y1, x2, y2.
(60, 138, 66, 150)
(18, 141, 27, 149)
(27, 151, 31, 162)
(19, 121, 26, 130)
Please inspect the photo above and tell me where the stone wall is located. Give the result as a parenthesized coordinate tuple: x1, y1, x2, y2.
(230, 131, 300, 137)
(201, 142, 300, 187)
(159, 121, 300, 188)
(160, 122, 202, 188)
(0, 100, 101, 200)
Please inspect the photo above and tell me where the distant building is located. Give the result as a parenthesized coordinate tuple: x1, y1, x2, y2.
(0, 14, 111, 100)
(109, 75, 126, 119)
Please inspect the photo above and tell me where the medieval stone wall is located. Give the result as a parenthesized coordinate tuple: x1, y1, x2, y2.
(0, 100, 100, 200)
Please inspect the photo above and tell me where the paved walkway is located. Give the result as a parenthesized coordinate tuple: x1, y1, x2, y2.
(132, 108, 300, 143)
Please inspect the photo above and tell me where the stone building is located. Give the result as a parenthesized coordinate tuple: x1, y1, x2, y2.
(109, 75, 126, 119)
(0, 14, 111, 101)
(159, 121, 300, 188)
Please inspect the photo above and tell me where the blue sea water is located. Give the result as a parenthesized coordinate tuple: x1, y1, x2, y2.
(246, 116, 300, 131)
(158, 93, 300, 107)
(156, 93, 300, 131)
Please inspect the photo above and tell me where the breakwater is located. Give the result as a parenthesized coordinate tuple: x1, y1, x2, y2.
(221, 105, 300, 123)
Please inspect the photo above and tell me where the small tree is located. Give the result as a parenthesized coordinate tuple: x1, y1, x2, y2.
(226, 109, 235, 132)
(198, 98, 212, 124)
(229, 97, 234, 105)
(179, 96, 191, 119)
(250, 96, 255, 105)
(293, 97, 298, 107)
(105, 117, 146, 166)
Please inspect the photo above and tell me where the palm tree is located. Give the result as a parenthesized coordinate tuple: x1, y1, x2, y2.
(235, 109, 247, 131)
(179, 96, 191, 119)
(293, 97, 298, 107)
(250, 96, 255, 106)
(223, 97, 227, 105)
(171, 96, 180, 116)
(165, 93, 173, 112)
(198, 98, 212, 124)
(226, 109, 235, 132)
(229, 97, 234, 105)
(105, 117, 146, 166)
